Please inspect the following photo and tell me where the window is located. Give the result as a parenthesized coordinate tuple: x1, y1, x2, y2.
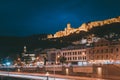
(101, 44, 103, 46)
(105, 49, 108, 53)
(84, 56, 86, 60)
(101, 49, 103, 53)
(116, 48, 119, 52)
(93, 50, 94, 54)
(78, 57, 81, 60)
(73, 52, 74, 55)
(84, 51, 86, 54)
(101, 55, 103, 59)
(79, 52, 81, 55)
(116, 55, 118, 58)
(64, 53, 66, 56)
(63, 53, 65, 56)
(75, 52, 77, 55)
(89, 51, 91, 54)
(97, 45, 99, 47)
(67, 57, 68, 60)
(67, 52, 69, 55)
(105, 44, 108, 46)
(75, 57, 77, 60)
(97, 50, 99, 53)
(73, 57, 74, 60)
(106, 55, 108, 59)
(97, 56, 99, 59)
(111, 49, 113, 53)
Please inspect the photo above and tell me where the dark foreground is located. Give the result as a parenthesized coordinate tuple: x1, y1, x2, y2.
(0, 76, 34, 80)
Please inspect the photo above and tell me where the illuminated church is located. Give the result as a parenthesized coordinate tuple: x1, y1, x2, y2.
(22, 46, 35, 64)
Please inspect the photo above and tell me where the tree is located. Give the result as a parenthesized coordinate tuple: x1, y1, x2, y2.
(59, 56, 66, 65)
(43, 56, 47, 65)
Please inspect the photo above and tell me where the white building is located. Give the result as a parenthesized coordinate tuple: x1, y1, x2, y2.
(22, 46, 35, 64)
(56, 48, 88, 65)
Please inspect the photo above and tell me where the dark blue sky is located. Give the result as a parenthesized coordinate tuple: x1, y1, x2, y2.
(0, 0, 120, 36)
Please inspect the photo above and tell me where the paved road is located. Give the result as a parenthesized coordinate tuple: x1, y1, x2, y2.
(0, 71, 106, 80)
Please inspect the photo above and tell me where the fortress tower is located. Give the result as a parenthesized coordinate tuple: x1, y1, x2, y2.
(67, 23, 71, 29)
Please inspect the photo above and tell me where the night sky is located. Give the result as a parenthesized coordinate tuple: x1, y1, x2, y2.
(0, 0, 120, 36)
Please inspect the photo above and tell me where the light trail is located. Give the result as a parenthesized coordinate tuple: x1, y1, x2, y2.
(0, 72, 68, 80)
(0, 71, 106, 80)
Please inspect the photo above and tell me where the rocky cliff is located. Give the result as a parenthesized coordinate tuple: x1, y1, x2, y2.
(80, 16, 120, 31)
(48, 16, 120, 38)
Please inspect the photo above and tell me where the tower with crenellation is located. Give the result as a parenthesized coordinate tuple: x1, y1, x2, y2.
(67, 23, 71, 29)
(47, 23, 75, 38)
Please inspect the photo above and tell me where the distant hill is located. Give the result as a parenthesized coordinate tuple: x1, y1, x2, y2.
(0, 36, 25, 58)
(0, 34, 69, 58)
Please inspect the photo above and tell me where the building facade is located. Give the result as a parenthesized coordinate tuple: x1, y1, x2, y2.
(53, 38, 120, 65)
(88, 39, 120, 64)
(58, 48, 88, 65)
(22, 46, 35, 64)
(46, 48, 60, 64)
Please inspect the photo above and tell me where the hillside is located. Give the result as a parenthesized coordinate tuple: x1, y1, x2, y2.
(48, 16, 120, 38)
(0, 34, 69, 58)
(1, 16, 120, 58)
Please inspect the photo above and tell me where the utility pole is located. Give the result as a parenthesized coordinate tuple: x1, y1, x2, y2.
(54, 64, 55, 80)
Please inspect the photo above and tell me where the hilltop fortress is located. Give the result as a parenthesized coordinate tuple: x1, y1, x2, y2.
(47, 23, 88, 38)
(48, 16, 120, 39)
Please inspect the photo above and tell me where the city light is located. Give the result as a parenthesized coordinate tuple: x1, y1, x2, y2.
(6, 62, 11, 66)
(45, 72, 49, 80)
(0, 0, 119, 80)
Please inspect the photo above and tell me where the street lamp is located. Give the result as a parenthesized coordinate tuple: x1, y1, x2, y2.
(82, 52, 85, 66)
(53, 64, 56, 80)
(17, 58, 21, 61)
(55, 55, 60, 64)
(65, 68, 69, 75)
(56, 55, 60, 64)
(6, 62, 11, 77)
(97, 67, 102, 78)
(45, 72, 49, 80)
(6, 62, 11, 66)
(17, 58, 21, 66)
(36, 57, 39, 60)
